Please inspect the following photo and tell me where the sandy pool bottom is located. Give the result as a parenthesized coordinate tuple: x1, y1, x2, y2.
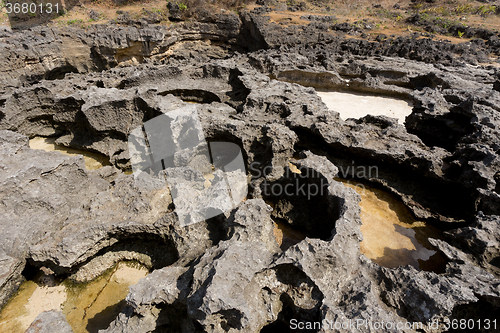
(29, 137, 111, 170)
(0, 262, 148, 333)
(317, 91, 413, 124)
(338, 179, 446, 271)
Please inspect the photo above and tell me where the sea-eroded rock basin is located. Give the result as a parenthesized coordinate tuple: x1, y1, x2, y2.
(0, 6, 500, 332)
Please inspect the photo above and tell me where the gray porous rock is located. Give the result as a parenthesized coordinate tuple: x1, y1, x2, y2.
(1, 7, 500, 333)
(444, 212, 500, 275)
(25, 310, 73, 333)
(0, 251, 24, 309)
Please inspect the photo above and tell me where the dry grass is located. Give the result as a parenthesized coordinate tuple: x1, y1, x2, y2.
(6, 0, 494, 38)
(171, 0, 250, 19)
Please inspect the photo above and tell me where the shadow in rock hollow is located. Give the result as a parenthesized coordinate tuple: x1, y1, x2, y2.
(261, 165, 339, 241)
(86, 300, 127, 333)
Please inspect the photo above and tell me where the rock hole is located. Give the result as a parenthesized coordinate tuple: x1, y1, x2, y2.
(409, 73, 451, 90)
(450, 299, 500, 333)
(261, 264, 323, 333)
(337, 178, 448, 273)
(44, 65, 79, 81)
(405, 108, 475, 151)
(272, 218, 307, 251)
(317, 90, 413, 124)
(158, 89, 221, 104)
(261, 319, 291, 332)
(261, 165, 339, 241)
(225, 68, 251, 111)
(29, 136, 111, 170)
(494, 172, 500, 194)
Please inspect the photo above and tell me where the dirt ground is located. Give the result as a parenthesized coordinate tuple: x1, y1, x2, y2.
(0, 0, 498, 42)
(0, 262, 148, 333)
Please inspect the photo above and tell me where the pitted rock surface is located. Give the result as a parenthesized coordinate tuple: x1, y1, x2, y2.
(0, 7, 499, 332)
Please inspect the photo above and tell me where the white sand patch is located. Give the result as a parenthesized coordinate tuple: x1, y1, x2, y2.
(22, 286, 67, 328)
(29, 137, 110, 170)
(317, 91, 413, 124)
(0, 283, 68, 332)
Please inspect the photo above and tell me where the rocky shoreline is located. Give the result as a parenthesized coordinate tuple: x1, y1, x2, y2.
(1, 5, 500, 332)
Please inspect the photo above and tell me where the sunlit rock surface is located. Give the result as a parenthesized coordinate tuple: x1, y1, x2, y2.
(0, 8, 499, 331)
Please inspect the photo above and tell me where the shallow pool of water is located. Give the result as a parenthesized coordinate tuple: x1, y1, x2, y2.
(29, 137, 111, 170)
(317, 91, 413, 124)
(0, 262, 148, 333)
(337, 179, 446, 272)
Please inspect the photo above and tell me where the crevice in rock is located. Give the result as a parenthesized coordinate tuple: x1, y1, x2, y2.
(272, 217, 307, 252)
(292, 127, 476, 226)
(89, 47, 111, 72)
(29, 233, 178, 280)
(151, 301, 199, 333)
(261, 319, 292, 332)
(409, 73, 452, 90)
(495, 172, 500, 194)
(225, 69, 251, 111)
(205, 214, 231, 251)
(261, 164, 338, 241)
(20, 262, 40, 285)
(405, 105, 476, 151)
(449, 299, 500, 333)
(158, 89, 221, 104)
(44, 65, 79, 81)
(263, 293, 322, 333)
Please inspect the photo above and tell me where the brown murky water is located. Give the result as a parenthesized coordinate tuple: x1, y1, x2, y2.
(29, 137, 111, 170)
(0, 262, 148, 333)
(270, 169, 446, 271)
(337, 179, 446, 272)
(273, 219, 307, 251)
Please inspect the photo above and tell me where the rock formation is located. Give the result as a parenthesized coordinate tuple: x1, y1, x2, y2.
(0, 5, 499, 332)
